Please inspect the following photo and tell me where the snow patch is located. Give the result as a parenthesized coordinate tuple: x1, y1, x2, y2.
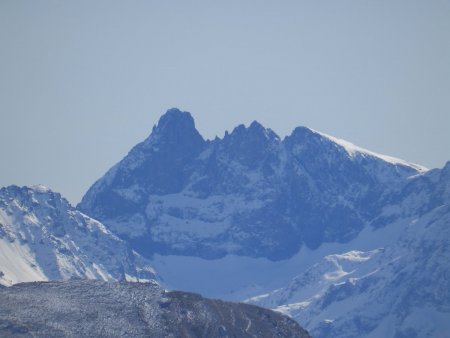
(313, 129, 428, 172)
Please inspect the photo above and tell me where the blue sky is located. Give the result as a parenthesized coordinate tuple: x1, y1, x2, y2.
(1, 0, 449, 204)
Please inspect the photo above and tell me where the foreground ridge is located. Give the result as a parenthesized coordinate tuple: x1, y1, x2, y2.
(0, 279, 311, 338)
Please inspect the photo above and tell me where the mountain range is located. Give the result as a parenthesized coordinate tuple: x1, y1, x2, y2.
(78, 108, 426, 260)
(1, 108, 448, 337)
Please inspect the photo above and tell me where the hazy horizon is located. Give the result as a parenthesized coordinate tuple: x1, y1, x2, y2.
(1, 0, 449, 204)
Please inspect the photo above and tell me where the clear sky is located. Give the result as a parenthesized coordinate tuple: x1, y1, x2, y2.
(1, 0, 449, 204)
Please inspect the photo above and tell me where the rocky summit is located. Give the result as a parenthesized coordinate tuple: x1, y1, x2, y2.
(78, 108, 425, 261)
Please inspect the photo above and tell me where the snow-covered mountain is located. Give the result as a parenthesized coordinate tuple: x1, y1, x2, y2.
(3, 108, 447, 337)
(247, 162, 450, 337)
(78, 108, 426, 261)
(0, 185, 156, 286)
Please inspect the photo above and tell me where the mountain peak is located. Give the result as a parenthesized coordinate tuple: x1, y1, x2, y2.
(31, 184, 52, 194)
(226, 120, 279, 142)
(289, 126, 316, 138)
(1, 185, 58, 201)
(140, 108, 205, 152)
(285, 127, 427, 172)
(249, 120, 264, 131)
(154, 108, 196, 133)
(444, 161, 450, 171)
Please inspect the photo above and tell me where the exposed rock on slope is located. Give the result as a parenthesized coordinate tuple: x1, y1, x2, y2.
(0, 279, 311, 338)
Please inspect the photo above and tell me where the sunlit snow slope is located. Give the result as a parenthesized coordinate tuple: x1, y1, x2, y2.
(0, 185, 155, 286)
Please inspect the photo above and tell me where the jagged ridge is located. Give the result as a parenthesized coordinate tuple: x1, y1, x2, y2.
(78, 108, 425, 260)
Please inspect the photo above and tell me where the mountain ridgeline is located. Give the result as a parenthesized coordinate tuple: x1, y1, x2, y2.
(78, 108, 425, 261)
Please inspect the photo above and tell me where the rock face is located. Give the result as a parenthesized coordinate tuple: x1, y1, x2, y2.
(0, 185, 155, 286)
(0, 279, 311, 338)
(78, 108, 425, 260)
